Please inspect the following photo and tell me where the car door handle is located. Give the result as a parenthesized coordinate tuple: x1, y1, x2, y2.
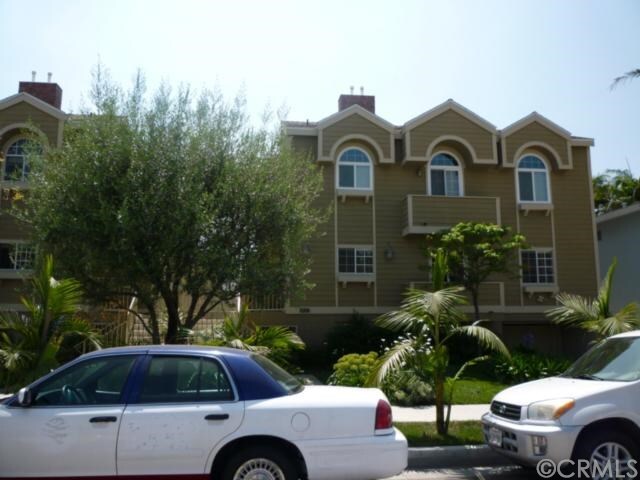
(89, 416, 118, 423)
(205, 414, 229, 421)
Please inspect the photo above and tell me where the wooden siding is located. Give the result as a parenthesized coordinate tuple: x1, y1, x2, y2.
(0, 279, 26, 303)
(0, 102, 60, 147)
(338, 283, 375, 307)
(322, 114, 391, 159)
(337, 198, 373, 244)
(412, 281, 504, 306)
(519, 212, 553, 246)
(406, 195, 498, 231)
(551, 147, 598, 297)
(408, 110, 493, 160)
(505, 121, 569, 169)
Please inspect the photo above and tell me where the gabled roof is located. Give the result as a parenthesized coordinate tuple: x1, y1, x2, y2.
(317, 104, 397, 133)
(403, 99, 497, 134)
(0, 92, 67, 121)
(500, 111, 571, 139)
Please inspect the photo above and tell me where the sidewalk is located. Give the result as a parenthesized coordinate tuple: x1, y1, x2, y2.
(393, 404, 490, 423)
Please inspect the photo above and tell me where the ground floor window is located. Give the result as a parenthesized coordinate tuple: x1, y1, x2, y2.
(338, 246, 374, 274)
(0, 242, 36, 270)
(521, 249, 554, 284)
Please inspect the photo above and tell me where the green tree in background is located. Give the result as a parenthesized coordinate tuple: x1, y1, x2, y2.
(425, 223, 526, 321)
(25, 66, 324, 344)
(593, 169, 639, 215)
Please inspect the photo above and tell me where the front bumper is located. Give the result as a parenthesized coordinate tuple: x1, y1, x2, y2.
(299, 428, 408, 480)
(482, 412, 581, 466)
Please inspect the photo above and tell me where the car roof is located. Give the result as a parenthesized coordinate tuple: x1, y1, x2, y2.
(80, 344, 254, 359)
(610, 330, 640, 339)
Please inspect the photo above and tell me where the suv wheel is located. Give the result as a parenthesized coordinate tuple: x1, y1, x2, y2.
(574, 431, 639, 479)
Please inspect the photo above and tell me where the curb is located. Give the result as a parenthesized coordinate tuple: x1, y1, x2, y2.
(408, 445, 514, 470)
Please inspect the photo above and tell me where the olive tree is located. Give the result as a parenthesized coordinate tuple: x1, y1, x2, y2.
(25, 68, 324, 344)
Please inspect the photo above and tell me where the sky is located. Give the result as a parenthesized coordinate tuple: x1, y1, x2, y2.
(1, 0, 638, 175)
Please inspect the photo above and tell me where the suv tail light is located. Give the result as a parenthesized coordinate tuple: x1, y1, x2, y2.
(375, 399, 393, 432)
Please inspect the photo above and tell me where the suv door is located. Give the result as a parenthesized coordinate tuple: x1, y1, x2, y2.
(0, 354, 139, 477)
(117, 354, 244, 475)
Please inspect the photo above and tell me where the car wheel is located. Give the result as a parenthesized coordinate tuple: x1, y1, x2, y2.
(574, 430, 639, 479)
(221, 446, 298, 480)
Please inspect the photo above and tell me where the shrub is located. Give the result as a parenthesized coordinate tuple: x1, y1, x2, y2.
(327, 352, 379, 387)
(495, 349, 571, 384)
(382, 370, 434, 406)
(325, 312, 388, 362)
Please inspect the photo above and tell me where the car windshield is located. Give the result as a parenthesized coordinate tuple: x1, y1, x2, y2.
(563, 336, 640, 382)
(252, 354, 304, 394)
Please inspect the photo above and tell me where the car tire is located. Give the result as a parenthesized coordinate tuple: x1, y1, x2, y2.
(573, 430, 639, 479)
(221, 446, 298, 480)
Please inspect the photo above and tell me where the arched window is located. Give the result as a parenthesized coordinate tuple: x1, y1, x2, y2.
(429, 153, 462, 196)
(4, 139, 40, 182)
(337, 148, 372, 190)
(517, 155, 550, 203)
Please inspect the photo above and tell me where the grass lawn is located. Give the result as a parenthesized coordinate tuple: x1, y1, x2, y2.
(447, 378, 509, 404)
(395, 421, 484, 447)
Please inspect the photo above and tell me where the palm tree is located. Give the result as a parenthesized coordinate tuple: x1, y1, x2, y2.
(593, 169, 639, 215)
(611, 69, 640, 90)
(0, 255, 101, 390)
(547, 258, 640, 340)
(189, 304, 305, 369)
(368, 250, 509, 435)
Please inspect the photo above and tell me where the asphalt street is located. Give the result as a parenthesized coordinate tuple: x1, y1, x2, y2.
(387, 466, 539, 479)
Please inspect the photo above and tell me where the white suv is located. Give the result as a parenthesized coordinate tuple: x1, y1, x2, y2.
(482, 331, 640, 475)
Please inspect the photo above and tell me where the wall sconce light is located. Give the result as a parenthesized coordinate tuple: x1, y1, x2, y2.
(302, 243, 312, 255)
(416, 167, 423, 177)
(384, 242, 395, 260)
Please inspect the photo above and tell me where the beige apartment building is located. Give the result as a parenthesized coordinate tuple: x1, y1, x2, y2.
(0, 77, 65, 309)
(252, 93, 599, 356)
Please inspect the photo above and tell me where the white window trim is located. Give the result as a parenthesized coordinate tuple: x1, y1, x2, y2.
(516, 154, 552, 205)
(336, 244, 375, 285)
(335, 147, 374, 192)
(520, 248, 556, 287)
(427, 151, 464, 197)
(0, 239, 36, 279)
(2, 136, 39, 187)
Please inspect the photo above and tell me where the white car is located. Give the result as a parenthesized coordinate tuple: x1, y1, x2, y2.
(482, 331, 640, 475)
(0, 345, 407, 480)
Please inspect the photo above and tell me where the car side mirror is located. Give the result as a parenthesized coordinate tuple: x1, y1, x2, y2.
(17, 387, 33, 407)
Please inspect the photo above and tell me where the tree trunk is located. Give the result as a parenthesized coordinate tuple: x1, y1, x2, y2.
(434, 374, 446, 435)
(148, 310, 161, 344)
(471, 288, 481, 322)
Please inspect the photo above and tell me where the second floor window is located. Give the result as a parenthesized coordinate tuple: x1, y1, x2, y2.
(338, 247, 374, 274)
(0, 242, 36, 270)
(337, 148, 372, 190)
(521, 249, 554, 284)
(4, 139, 40, 182)
(429, 153, 461, 196)
(517, 155, 550, 203)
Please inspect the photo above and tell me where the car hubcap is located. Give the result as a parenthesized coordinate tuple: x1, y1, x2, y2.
(590, 442, 634, 480)
(233, 458, 286, 480)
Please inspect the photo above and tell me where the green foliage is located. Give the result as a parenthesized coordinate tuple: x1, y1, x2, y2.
(25, 65, 324, 344)
(495, 350, 572, 384)
(0, 256, 101, 390)
(425, 222, 526, 320)
(593, 169, 640, 215)
(547, 258, 640, 340)
(324, 312, 389, 361)
(327, 352, 378, 387)
(381, 370, 434, 406)
(188, 305, 304, 370)
(368, 250, 509, 434)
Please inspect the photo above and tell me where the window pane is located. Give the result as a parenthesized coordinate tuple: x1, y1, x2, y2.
(198, 359, 234, 401)
(0, 244, 13, 269)
(355, 249, 374, 273)
(431, 153, 457, 167)
(521, 251, 538, 283)
(4, 157, 24, 181)
(431, 170, 445, 195)
(533, 172, 549, 202)
(139, 356, 198, 403)
(518, 172, 534, 201)
(445, 170, 460, 196)
(33, 356, 137, 406)
(338, 248, 355, 273)
(339, 149, 370, 163)
(339, 165, 354, 188)
(519, 156, 545, 169)
(355, 165, 370, 189)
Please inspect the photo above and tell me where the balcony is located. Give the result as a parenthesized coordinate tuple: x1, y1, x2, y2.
(403, 195, 500, 236)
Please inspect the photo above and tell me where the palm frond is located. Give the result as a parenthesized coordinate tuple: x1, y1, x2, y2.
(611, 69, 640, 90)
(547, 293, 599, 328)
(451, 325, 510, 357)
(597, 302, 640, 337)
(57, 317, 103, 351)
(596, 258, 617, 318)
(367, 339, 416, 387)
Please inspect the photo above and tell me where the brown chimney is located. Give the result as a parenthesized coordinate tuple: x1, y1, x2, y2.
(19, 78, 63, 110)
(338, 91, 375, 114)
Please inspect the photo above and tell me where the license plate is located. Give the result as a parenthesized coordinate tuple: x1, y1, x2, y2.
(488, 427, 502, 447)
